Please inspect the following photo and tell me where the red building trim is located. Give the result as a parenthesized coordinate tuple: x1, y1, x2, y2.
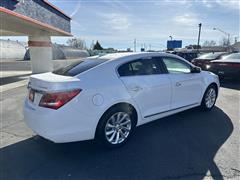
(43, 0, 71, 19)
(0, 7, 72, 36)
(28, 41, 52, 47)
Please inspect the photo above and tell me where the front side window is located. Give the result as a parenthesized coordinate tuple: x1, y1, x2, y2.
(118, 58, 162, 76)
(162, 57, 191, 74)
(222, 53, 240, 60)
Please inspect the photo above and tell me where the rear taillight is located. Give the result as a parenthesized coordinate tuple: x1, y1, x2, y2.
(39, 89, 81, 110)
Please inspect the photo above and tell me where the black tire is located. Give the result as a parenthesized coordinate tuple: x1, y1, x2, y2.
(95, 105, 136, 148)
(201, 84, 217, 111)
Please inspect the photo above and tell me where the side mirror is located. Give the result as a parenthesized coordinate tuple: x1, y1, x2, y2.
(191, 66, 201, 73)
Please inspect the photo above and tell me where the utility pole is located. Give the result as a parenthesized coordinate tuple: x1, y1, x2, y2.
(134, 39, 136, 52)
(197, 23, 202, 52)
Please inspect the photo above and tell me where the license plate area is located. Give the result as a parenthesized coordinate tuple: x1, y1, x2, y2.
(29, 89, 35, 102)
(218, 71, 225, 75)
(28, 89, 43, 105)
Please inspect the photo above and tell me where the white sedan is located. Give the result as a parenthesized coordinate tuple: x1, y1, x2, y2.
(24, 52, 220, 148)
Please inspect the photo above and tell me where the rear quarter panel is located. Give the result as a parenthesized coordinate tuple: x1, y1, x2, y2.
(76, 61, 143, 126)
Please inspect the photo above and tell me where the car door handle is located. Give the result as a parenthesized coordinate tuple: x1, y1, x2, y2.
(176, 82, 182, 87)
(129, 86, 143, 92)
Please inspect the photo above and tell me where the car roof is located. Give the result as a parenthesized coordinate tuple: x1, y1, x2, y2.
(99, 52, 181, 61)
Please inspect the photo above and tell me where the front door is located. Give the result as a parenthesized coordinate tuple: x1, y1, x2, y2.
(161, 57, 203, 109)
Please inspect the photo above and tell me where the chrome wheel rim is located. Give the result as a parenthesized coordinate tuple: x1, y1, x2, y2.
(105, 112, 132, 145)
(205, 88, 216, 108)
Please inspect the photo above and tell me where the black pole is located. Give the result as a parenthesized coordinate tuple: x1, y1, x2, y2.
(197, 23, 202, 52)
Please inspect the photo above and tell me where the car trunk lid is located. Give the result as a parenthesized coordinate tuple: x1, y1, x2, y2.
(27, 72, 81, 108)
(29, 72, 81, 92)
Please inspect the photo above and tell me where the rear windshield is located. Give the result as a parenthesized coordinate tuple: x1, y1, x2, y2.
(53, 58, 106, 76)
(222, 53, 240, 60)
(196, 52, 225, 60)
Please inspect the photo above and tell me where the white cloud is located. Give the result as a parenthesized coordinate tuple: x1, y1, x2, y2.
(202, 0, 213, 8)
(98, 13, 131, 30)
(163, 0, 189, 4)
(215, 0, 240, 10)
(173, 13, 200, 26)
(199, 0, 240, 10)
(157, 0, 239, 10)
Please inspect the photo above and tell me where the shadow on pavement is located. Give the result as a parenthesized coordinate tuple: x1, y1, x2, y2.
(0, 74, 30, 86)
(0, 107, 233, 180)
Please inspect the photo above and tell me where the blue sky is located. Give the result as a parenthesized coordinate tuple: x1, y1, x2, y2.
(3, 0, 240, 50)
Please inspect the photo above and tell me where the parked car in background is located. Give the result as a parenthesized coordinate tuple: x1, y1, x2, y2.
(167, 51, 199, 62)
(191, 52, 228, 70)
(206, 53, 240, 80)
(174, 52, 199, 62)
(24, 52, 220, 148)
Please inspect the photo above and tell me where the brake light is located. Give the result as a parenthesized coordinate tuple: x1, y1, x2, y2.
(39, 89, 81, 110)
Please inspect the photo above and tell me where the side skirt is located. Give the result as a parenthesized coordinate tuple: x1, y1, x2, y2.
(137, 103, 200, 126)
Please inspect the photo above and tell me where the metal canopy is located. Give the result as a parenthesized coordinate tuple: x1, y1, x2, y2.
(0, 8, 72, 36)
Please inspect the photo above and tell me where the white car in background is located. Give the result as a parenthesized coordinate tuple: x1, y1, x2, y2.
(24, 52, 220, 148)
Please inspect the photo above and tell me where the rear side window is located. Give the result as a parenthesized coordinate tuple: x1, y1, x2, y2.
(222, 53, 240, 60)
(196, 52, 225, 60)
(53, 59, 106, 76)
(118, 58, 163, 76)
(118, 63, 133, 76)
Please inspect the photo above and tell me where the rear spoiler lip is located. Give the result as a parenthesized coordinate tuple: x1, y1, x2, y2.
(28, 82, 81, 94)
(27, 81, 48, 93)
(28, 85, 81, 95)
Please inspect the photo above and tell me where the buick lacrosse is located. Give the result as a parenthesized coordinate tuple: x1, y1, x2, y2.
(24, 52, 220, 147)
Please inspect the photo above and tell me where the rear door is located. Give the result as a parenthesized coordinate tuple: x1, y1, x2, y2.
(161, 57, 204, 109)
(118, 57, 171, 119)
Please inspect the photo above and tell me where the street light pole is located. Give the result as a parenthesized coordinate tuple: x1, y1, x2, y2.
(169, 36, 173, 41)
(213, 27, 230, 45)
(197, 23, 202, 52)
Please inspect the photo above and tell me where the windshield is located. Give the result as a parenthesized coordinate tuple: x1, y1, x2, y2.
(222, 53, 240, 60)
(53, 57, 107, 76)
(196, 52, 225, 60)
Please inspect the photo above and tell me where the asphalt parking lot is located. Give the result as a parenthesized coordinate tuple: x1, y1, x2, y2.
(0, 80, 239, 180)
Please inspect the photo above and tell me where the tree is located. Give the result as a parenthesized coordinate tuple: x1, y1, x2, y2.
(93, 41, 103, 50)
(186, 44, 201, 49)
(219, 37, 230, 46)
(202, 40, 217, 46)
(67, 38, 87, 49)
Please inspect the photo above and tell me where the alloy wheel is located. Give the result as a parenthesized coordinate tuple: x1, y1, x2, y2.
(205, 88, 216, 109)
(105, 112, 132, 145)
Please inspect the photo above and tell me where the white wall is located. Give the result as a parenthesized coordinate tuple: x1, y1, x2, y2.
(0, 39, 27, 60)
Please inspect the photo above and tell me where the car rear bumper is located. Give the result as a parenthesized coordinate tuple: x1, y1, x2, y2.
(23, 99, 98, 143)
(210, 69, 240, 79)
